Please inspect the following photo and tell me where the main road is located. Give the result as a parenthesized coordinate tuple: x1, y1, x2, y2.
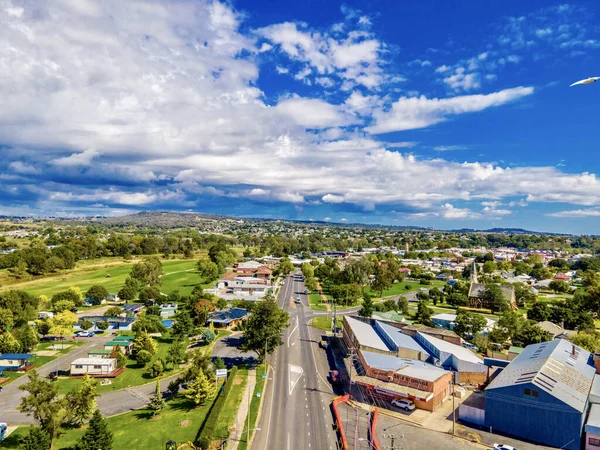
(253, 271, 341, 450)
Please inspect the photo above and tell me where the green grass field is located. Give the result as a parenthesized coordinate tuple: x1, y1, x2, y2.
(0, 259, 202, 298)
(0, 395, 215, 450)
(237, 365, 267, 450)
(364, 280, 445, 299)
(308, 292, 328, 311)
(311, 316, 342, 331)
(214, 368, 248, 439)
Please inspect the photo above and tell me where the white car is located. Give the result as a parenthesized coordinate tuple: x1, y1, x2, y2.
(391, 399, 415, 411)
(75, 331, 89, 337)
(493, 445, 516, 450)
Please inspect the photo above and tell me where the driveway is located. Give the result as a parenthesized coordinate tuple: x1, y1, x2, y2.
(211, 333, 258, 367)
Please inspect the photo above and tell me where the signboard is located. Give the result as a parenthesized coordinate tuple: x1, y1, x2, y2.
(216, 369, 227, 378)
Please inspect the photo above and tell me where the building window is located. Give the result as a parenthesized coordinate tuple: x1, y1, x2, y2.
(75, 365, 83, 369)
(94, 365, 102, 369)
(524, 388, 538, 398)
(589, 438, 600, 447)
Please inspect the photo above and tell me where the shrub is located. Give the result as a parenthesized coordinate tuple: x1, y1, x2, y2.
(135, 349, 152, 367)
(196, 367, 238, 443)
(146, 360, 164, 378)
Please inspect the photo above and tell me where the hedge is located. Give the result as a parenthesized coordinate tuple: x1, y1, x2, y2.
(196, 366, 238, 447)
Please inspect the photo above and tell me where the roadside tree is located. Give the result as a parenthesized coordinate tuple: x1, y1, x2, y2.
(148, 381, 166, 416)
(184, 370, 216, 406)
(76, 409, 112, 450)
(66, 374, 98, 426)
(240, 295, 289, 361)
(86, 285, 108, 304)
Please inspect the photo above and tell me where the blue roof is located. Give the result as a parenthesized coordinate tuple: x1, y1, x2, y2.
(123, 304, 144, 311)
(208, 308, 249, 324)
(0, 353, 33, 360)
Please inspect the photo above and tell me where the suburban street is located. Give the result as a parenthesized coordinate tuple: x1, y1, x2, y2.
(254, 271, 340, 450)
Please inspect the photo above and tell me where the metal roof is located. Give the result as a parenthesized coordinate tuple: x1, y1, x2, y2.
(590, 373, 600, 404)
(208, 308, 249, 324)
(375, 322, 428, 354)
(361, 351, 448, 382)
(586, 404, 600, 434)
(416, 332, 484, 365)
(486, 339, 595, 413)
(344, 316, 389, 352)
(0, 353, 33, 360)
(71, 358, 116, 365)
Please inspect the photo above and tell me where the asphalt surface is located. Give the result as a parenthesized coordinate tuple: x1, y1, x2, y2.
(253, 272, 340, 450)
(212, 333, 258, 367)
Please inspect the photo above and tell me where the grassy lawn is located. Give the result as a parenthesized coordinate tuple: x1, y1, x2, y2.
(364, 280, 445, 299)
(0, 395, 215, 450)
(214, 368, 248, 439)
(308, 292, 328, 311)
(0, 259, 201, 298)
(311, 316, 342, 331)
(237, 364, 267, 450)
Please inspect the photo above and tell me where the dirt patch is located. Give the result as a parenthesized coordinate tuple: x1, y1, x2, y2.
(233, 375, 244, 385)
(180, 419, 192, 427)
(35, 350, 58, 356)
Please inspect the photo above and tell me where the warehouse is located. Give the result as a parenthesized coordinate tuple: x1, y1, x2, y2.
(373, 321, 430, 361)
(485, 339, 595, 450)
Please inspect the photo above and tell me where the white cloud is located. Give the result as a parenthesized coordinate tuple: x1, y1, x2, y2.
(276, 66, 290, 74)
(443, 67, 480, 92)
(52, 149, 101, 167)
(547, 209, 600, 218)
(385, 142, 417, 148)
(440, 204, 480, 219)
(276, 97, 350, 128)
(322, 194, 345, 203)
(367, 87, 534, 134)
(7, 161, 40, 175)
(434, 145, 467, 152)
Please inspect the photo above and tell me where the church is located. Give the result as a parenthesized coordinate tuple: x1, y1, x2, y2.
(467, 262, 516, 310)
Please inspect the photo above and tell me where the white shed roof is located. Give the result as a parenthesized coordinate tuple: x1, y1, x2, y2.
(71, 358, 116, 366)
(344, 316, 389, 352)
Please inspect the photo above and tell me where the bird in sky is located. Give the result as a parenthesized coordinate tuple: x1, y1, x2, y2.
(570, 77, 600, 87)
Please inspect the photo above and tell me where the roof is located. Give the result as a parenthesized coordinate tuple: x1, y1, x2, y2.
(460, 392, 486, 410)
(208, 308, 249, 324)
(71, 358, 116, 366)
(402, 325, 459, 338)
(508, 346, 524, 355)
(537, 321, 565, 337)
(372, 311, 407, 323)
(349, 363, 433, 401)
(113, 335, 135, 341)
(587, 404, 600, 434)
(375, 322, 429, 354)
(416, 332, 484, 365)
(590, 373, 600, 404)
(88, 349, 112, 354)
(123, 304, 144, 311)
(468, 283, 514, 301)
(486, 339, 595, 413)
(0, 353, 33, 360)
(432, 313, 496, 329)
(344, 316, 389, 352)
(361, 351, 448, 382)
(105, 341, 132, 347)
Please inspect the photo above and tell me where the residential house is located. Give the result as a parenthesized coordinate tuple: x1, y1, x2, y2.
(70, 358, 117, 376)
(0, 354, 33, 372)
(207, 308, 250, 329)
(104, 340, 133, 355)
(87, 349, 113, 359)
(159, 304, 177, 318)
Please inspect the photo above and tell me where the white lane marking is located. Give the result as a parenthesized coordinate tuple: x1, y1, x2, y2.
(263, 365, 275, 450)
(288, 364, 303, 395)
(287, 432, 290, 450)
(287, 316, 299, 348)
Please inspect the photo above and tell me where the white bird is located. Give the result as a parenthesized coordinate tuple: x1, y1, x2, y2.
(570, 76, 600, 87)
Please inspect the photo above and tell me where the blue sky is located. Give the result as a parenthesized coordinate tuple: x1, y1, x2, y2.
(1, 0, 600, 234)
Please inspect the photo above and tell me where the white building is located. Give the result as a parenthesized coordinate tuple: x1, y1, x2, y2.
(70, 358, 117, 376)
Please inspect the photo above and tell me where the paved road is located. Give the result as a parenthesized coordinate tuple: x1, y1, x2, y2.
(254, 272, 339, 450)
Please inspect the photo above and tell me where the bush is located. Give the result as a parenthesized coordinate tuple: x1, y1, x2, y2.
(196, 367, 238, 443)
(146, 360, 164, 378)
(136, 350, 152, 367)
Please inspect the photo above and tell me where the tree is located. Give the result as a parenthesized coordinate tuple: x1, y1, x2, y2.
(135, 349, 153, 367)
(104, 307, 123, 317)
(171, 312, 195, 340)
(184, 370, 216, 406)
(528, 302, 551, 322)
(483, 284, 510, 313)
(0, 331, 21, 353)
(215, 298, 228, 310)
(0, 307, 14, 330)
(166, 340, 186, 366)
(382, 299, 398, 312)
(397, 296, 409, 315)
(193, 299, 214, 325)
(414, 301, 433, 326)
(513, 283, 537, 307)
(482, 260, 497, 274)
(148, 381, 166, 416)
(117, 285, 136, 302)
(446, 292, 468, 307)
(79, 320, 93, 331)
(65, 374, 98, 425)
(138, 286, 161, 304)
(569, 331, 600, 353)
(301, 263, 315, 279)
(132, 330, 158, 355)
(76, 409, 112, 450)
(13, 325, 40, 352)
(197, 259, 220, 282)
(110, 345, 127, 368)
(18, 370, 68, 445)
(18, 426, 51, 450)
(358, 292, 374, 318)
(278, 257, 294, 276)
(86, 285, 108, 304)
(202, 329, 216, 343)
(240, 296, 289, 361)
(96, 321, 109, 332)
(549, 280, 570, 294)
(130, 256, 163, 287)
(147, 360, 164, 378)
(51, 290, 82, 309)
(131, 315, 167, 334)
(371, 265, 393, 297)
(51, 300, 74, 314)
(512, 321, 552, 347)
(453, 310, 487, 339)
(36, 320, 52, 338)
(213, 356, 226, 370)
(49, 311, 77, 339)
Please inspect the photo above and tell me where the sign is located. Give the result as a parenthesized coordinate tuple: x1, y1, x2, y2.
(216, 369, 227, 378)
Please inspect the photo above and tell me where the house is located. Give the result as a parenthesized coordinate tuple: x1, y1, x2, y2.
(70, 358, 117, 376)
(435, 273, 451, 281)
(431, 313, 496, 334)
(485, 340, 595, 450)
(87, 349, 113, 359)
(586, 404, 600, 450)
(398, 267, 412, 276)
(468, 262, 516, 310)
(104, 340, 133, 355)
(553, 273, 572, 282)
(0, 354, 34, 372)
(75, 316, 135, 332)
(84, 296, 105, 305)
(106, 293, 119, 301)
(207, 308, 250, 329)
(159, 304, 177, 318)
(371, 311, 407, 324)
(37, 311, 54, 320)
(536, 321, 576, 339)
(123, 304, 144, 315)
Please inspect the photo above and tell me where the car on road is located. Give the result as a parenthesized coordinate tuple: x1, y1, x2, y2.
(493, 445, 516, 450)
(303, 289, 309, 294)
(295, 297, 301, 304)
(329, 370, 341, 384)
(75, 331, 95, 337)
(391, 399, 416, 411)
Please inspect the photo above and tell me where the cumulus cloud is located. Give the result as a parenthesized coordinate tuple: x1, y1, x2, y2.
(547, 209, 600, 218)
(276, 97, 351, 128)
(367, 87, 534, 133)
(52, 149, 101, 167)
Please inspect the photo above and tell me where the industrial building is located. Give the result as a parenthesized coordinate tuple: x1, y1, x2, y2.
(485, 339, 595, 450)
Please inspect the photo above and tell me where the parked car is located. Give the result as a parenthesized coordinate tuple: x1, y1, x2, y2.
(40, 336, 65, 341)
(329, 370, 340, 384)
(493, 445, 516, 450)
(75, 331, 89, 337)
(391, 399, 415, 411)
(462, 342, 478, 351)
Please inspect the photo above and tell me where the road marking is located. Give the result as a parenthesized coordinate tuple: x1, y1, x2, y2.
(287, 432, 290, 450)
(263, 365, 275, 450)
(287, 316, 299, 348)
(288, 364, 303, 395)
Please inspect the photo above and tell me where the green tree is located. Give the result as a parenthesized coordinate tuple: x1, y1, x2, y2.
(371, 265, 393, 297)
(50, 311, 77, 339)
(65, 374, 98, 425)
(0, 307, 14, 330)
(51, 300, 74, 314)
(549, 280, 570, 294)
(414, 301, 433, 326)
(482, 260, 497, 274)
(18, 426, 51, 450)
(13, 325, 40, 352)
(85, 285, 108, 304)
(166, 340, 186, 367)
(79, 320, 93, 331)
(278, 257, 294, 276)
(513, 283, 537, 307)
(569, 331, 600, 353)
(76, 409, 112, 450)
(397, 296, 409, 315)
(171, 312, 195, 339)
(527, 302, 551, 322)
(148, 381, 166, 416)
(453, 310, 487, 339)
(117, 285, 136, 302)
(36, 320, 52, 338)
(301, 263, 315, 279)
(0, 331, 21, 353)
(130, 256, 164, 287)
(132, 330, 158, 355)
(358, 292, 374, 318)
(197, 259, 220, 282)
(109, 345, 127, 368)
(18, 370, 68, 445)
(96, 321, 109, 332)
(135, 349, 153, 367)
(51, 290, 82, 309)
(184, 370, 216, 406)
(202, 329, 216, 343)
(483, 284, 510, 313)
(104, 307, 123, 317)
(513, 321, 552, 347)
(147, 359, 164, 378)
(240, 295, 289, 361)
(213, 356, 226, 370)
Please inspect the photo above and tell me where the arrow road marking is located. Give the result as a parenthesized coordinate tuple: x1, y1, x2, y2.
(289, 364, 303, 396)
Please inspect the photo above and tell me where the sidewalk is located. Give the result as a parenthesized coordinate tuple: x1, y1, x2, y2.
(229, 369, 257, 450)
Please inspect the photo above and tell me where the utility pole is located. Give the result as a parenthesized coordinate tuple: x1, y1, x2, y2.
(452, 372, 456, 435)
